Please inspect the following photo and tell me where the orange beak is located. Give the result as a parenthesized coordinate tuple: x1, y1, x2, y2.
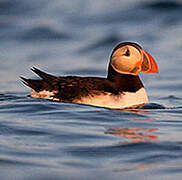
(141, 50, 158, 73)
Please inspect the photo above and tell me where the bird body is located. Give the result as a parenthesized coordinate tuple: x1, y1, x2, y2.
(21, 42, 158, 109)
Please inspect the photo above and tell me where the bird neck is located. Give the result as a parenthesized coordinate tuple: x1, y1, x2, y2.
(107, 65, 144, 92)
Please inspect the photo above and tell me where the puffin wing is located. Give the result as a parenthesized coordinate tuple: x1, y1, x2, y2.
(53, 76, 119, 102)
(21, 68, 118, 102)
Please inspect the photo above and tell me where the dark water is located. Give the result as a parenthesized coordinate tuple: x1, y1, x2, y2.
(1, 0, 182, 179)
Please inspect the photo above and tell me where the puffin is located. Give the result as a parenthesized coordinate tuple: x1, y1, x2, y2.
(21, 42, 158, 109)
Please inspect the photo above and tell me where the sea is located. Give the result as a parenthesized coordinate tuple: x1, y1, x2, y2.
(0, 0, 182, 179)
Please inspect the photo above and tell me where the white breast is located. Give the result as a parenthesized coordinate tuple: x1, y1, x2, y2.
(76, 88, 148, 109)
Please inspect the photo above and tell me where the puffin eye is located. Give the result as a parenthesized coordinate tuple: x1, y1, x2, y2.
(124, 49, 130, 56)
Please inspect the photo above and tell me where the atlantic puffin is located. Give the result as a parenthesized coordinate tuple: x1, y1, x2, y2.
(21, 42, 158, 109)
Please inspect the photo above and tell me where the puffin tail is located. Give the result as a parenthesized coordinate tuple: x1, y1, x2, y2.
(20, 76, 44, 92)
(20, 67, 57, 92)
(30, 67, 56, 81)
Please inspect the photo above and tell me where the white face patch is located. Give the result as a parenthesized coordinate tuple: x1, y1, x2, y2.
(75, 88, 148, 109)
(110, 45, 142, 75)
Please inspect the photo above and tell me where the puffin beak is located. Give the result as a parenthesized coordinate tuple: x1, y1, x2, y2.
(141, 50, 158, 73)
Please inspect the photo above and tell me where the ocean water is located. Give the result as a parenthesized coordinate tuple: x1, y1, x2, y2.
(1, 0, 182, 179)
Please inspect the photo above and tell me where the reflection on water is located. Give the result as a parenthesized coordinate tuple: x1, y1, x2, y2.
(105, 127, 158, 143)
(113, 162, 158, 172)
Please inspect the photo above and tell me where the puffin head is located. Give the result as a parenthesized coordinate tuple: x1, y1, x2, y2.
(109, 42, 158, 76)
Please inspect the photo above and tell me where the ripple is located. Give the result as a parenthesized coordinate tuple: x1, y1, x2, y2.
(142, 103, 166, 109)
(0, 158, 49, 168)
(0, 1, 21, 15)
(141, 1, 182, 11)
(0, 102, 58, 114)
(79, 34, 122, 53)
(0, 93, 24, 102)
(159, 95, 182, 100)
(19, 26, 71, 41)
(0, 0, 34, 16)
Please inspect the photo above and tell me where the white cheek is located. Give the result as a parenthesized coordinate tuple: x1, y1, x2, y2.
(111, 56, 136, 73)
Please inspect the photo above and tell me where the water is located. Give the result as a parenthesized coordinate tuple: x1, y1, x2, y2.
(0, 0, 182, 179)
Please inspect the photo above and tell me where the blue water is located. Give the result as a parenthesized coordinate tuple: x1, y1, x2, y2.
(1, 0, 182, 179)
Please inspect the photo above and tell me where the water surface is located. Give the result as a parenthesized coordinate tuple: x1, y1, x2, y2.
(1, 0, 182, 179)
